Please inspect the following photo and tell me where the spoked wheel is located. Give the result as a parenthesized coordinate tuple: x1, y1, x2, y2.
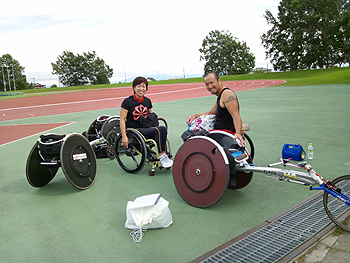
(115, 129, 146, 173)
(26, 141, 60, 187)
(243, 133, 255, 160)
(106, 130, 118, 160)
(60, 134, 97, 190)
(323, 175, 350, 232)
(173, 136, 230, 208)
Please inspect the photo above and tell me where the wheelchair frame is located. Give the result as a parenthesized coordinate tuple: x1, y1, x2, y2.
(113, 117, 173, 176)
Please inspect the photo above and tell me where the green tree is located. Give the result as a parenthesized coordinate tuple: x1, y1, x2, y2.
(334, 0, 350, 64)
(261, 0, 350, 71)
(199, 30, 255, 75)
(51, 51, 113, 86)
(0, 54, 27, 91)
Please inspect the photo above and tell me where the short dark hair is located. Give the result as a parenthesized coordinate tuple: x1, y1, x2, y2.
(204, 72, 220, 81)
(132, 76, 148, 91)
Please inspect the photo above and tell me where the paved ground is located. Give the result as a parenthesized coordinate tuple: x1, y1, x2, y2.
(290, 228, 350, 263)
(1, 82, 349, 263)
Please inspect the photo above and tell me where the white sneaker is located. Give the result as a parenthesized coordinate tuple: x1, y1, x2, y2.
(159, 154, 173, 168)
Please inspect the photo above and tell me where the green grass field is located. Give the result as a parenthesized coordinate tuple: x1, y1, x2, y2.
(1, 67, 349, 100)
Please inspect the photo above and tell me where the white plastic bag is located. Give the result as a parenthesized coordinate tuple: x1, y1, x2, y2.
(188, 114, 216, 132)
(125, 193, 173, 242)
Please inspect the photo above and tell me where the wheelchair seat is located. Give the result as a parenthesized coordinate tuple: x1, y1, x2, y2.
(37, 134, 65, 164)
(26, 133, 97, 190)
(172, 129, 254, 207)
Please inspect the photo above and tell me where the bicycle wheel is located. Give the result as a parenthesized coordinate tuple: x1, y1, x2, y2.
(243, 132, 255, 160)
(323, 174, 350, 232)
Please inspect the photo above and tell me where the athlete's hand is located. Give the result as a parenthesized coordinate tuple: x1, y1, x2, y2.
(122, 136, 129, 148)
(186, 115, 196, 124)
(235, 133, 246, 147)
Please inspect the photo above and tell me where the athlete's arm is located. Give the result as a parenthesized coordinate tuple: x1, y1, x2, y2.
(120, 107, 129, 148)
(186, 104, 216, 124)
(221, 90, 246, 146)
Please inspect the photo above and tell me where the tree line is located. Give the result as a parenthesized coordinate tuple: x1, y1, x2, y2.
(51, 51, 113, 87)
(261, 0, 350, 71)
(200, 0, 349, 74)
(1, 0, 349, 91)
(0, 51, 113, 91)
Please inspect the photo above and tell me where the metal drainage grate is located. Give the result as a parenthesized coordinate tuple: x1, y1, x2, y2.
(201, 193, 336, 263)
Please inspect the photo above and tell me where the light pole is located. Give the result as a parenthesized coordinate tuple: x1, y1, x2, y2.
(12, 65, 16, 90)
(6, 66, 11, 91)
(1, 66, 6, 91)
(1, 65, 16, 91)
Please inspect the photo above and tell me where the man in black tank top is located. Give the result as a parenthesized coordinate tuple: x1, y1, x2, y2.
(186, 72, 246, 146)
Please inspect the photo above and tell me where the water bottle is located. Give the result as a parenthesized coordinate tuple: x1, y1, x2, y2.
(308, 143, 313, 159)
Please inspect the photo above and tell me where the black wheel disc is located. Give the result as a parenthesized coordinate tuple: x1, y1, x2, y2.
(26, 141, 60, 187)
(61, 134, 97, 189)
(101, 116, 120, 139)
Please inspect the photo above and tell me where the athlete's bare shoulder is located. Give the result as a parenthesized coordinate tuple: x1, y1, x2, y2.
(222, 89, 237, 104)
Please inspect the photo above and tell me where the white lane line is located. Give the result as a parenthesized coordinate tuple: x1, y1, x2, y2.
(0, 86, 205, 112)
(0, 122, 76, 147)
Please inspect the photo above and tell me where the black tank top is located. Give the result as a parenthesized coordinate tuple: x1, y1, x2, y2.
(213, 88, 238, 133)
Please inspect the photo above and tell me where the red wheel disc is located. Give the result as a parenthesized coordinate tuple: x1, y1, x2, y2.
(173, 137, 229, 208)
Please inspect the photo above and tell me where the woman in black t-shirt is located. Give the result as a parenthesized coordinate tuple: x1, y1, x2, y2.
(120, 77, 173, 168)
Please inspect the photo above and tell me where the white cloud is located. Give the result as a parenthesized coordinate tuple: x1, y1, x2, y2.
(1, 0, 280, 86)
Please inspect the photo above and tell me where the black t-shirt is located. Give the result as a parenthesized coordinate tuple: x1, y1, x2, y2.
(121, 95, 153, 128)
(213, 88, 238, 133)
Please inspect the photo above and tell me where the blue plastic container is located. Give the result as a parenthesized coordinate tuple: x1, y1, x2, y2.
(282, 144, 306, 161)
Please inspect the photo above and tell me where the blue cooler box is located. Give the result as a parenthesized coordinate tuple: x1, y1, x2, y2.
(282, 144, 306, 161)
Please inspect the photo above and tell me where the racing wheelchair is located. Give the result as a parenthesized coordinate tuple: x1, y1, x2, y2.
(26, 133, 97, 190)
(172, 129, 350, 232)
(110, 117, 173, 176)
(83, 115, 121, 159)
(173, 129, 254, 207)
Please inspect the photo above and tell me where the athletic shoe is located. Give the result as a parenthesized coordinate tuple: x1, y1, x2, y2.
(159, 154, 173, 168)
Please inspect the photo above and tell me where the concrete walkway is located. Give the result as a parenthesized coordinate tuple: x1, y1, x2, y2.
(290, 229, 350, 263)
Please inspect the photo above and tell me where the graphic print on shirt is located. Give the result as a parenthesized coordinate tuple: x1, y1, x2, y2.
(132, 104, 148, 121)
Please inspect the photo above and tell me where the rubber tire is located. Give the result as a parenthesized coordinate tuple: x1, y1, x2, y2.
(243, 132, 255, 160)
(323, 174, 350, 232)
(115, 129, 147, 173)
(106, 130, 118, 160)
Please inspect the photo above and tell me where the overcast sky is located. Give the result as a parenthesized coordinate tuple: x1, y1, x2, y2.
(1, 0, 281, 86)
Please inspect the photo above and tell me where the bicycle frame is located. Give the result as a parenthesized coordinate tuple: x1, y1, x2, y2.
(312, 184, 350, 205)
(237, 159, 323, 186)
(237, 158, 350, 204)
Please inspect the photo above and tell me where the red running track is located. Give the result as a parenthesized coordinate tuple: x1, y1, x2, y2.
(0, 80, 285, 146)
(0, 80, 285, 122)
